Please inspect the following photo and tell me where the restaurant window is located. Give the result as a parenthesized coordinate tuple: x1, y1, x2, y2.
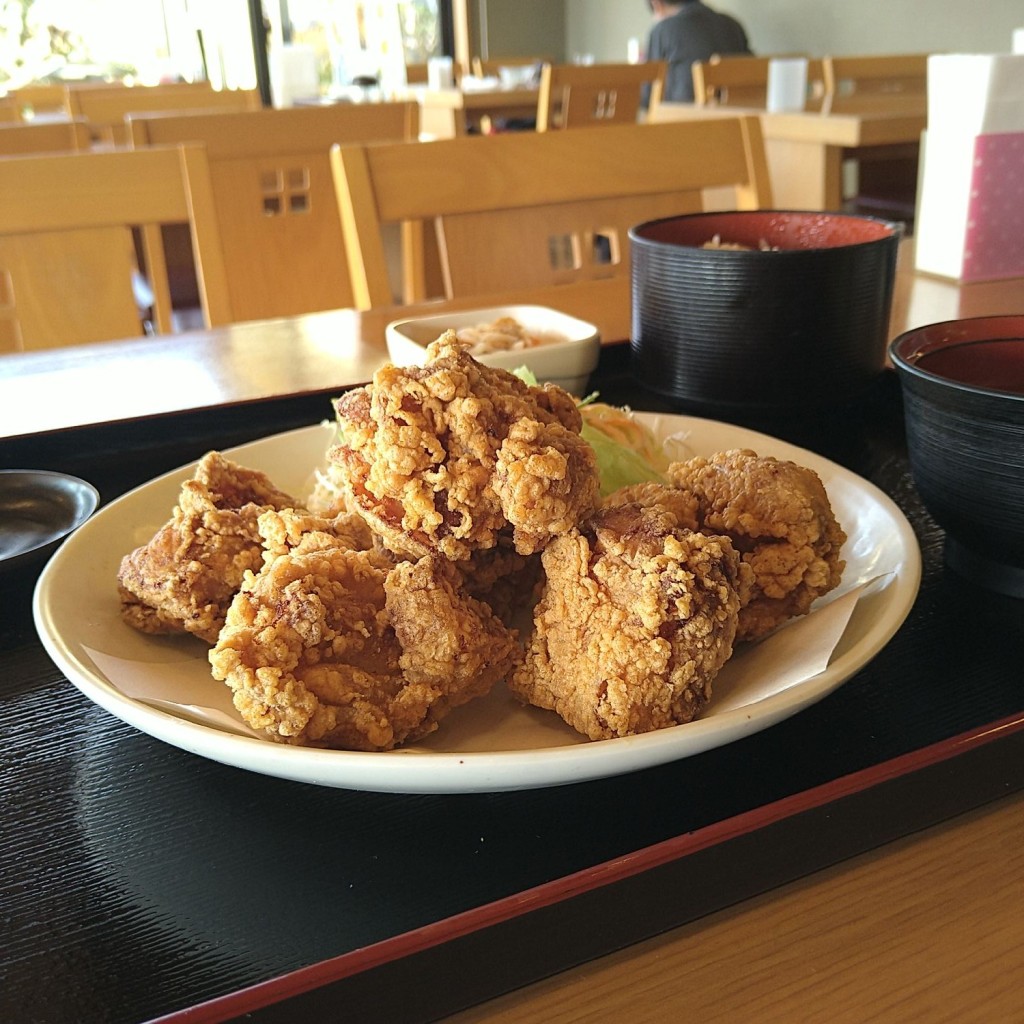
(0, 0, 257, 92)
(1, 1, 451, 103)
(265, 0, 451, 97)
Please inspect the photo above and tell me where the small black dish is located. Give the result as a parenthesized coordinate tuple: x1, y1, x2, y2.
(0, 470, 99, 574)
(889, 315, 1024, 598)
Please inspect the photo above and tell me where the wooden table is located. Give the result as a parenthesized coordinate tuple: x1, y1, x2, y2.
(760, 107, 925, 212)
(2, 241, 1018, 443)
(412, 85, 539, 137)
(2, 252, 1023, 1024)
(652, 102, 926, 212)
(441, 790, 1024, 1023)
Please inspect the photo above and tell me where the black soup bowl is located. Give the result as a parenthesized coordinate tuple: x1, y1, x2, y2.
(889, 315, 1024, 598)
(629, 210, 901, 417)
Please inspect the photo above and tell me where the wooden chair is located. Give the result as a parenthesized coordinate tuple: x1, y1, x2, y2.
(66, 82, 262, 145)
(536, 61, 666, 130)
(5, 83, 68, 119)
(821, 55, 929, 222)
(0, 102, 20, 124)
(692, 55, 825, 109)
(821, 53, 929, 112)
(0, 146, 230, 353)
(405, 62, 429, 85)
(821, 54, 929, 113)
(331, 115, 772, 309)
(0, 119, 91, 155)
(127, 101, 421, 329)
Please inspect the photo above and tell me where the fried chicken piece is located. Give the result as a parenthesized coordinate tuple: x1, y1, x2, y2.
(510, 502, 746, 740)
(328, 332, 600, 562)
(209, 539, 518, 750)
(117, 452, 300, 643)
(453, 538, 543, 626)
(602, 480, 700, 531)
(668, 449, 847, 642)
(257, 507, 378, 563)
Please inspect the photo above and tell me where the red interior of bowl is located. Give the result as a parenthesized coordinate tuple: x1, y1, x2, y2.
(633, 211, 897, 251)
(890, 315, 1024, 397)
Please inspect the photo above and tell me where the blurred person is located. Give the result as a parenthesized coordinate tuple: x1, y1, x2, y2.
(642, 0, 752, 104)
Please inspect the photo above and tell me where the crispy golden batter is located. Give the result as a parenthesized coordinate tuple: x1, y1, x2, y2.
(117, 452, 299, 643)
(668, 449, 846, 641)
(328, 332, 600, 562)
(509, 502, 746, 740)
(209, 538, 518, 750)
(602, 480, 699, 530)
(256, 507, 378, 563)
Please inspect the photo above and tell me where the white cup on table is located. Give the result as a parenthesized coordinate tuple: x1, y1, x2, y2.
(428, 56, 455, 90)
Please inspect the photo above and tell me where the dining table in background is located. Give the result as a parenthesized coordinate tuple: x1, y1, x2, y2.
(651, 102, 927, 213)
(411, 84, 540, 138)
(290, 85, 539, 139)
(1, 246, 1023, 1024)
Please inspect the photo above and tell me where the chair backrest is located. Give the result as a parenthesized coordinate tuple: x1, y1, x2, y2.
(6, 83, 68, 119)
(405, 62, 429, 84)
(0, 119, 91, 155)
(331, 115, 772, 309)
(66, 82, 262, 145)
(692, 54, 825, 109)
(127, 101, 420, 327)
(0, 146, 229, 352)
(537, 61, 666, 130)
(0, 101, 20, 124)
(821, 54, 929, 113)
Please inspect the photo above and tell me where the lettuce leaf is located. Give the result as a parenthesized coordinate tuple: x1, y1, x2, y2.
(513, 365, 665, 497)
(580, 421, 666, 497)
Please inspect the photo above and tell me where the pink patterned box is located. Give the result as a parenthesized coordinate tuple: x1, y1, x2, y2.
(961, 131, 1024, 281)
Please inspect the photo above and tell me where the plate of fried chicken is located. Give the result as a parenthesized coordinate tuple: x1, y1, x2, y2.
(34, 334, 921, 793)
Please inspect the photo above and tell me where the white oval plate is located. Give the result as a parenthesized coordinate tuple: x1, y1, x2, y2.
(33, 414, 921, 793)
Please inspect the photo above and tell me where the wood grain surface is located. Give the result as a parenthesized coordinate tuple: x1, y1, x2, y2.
(442, 791, 1024, 1023)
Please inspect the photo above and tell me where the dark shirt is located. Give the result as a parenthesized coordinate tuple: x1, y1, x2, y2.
(645, 1, 751, 103)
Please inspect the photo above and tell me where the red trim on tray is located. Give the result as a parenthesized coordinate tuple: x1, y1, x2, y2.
(152, 711, 1024, 1024)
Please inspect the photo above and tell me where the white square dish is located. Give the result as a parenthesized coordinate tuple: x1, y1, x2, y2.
(385, 305, 601, 395)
